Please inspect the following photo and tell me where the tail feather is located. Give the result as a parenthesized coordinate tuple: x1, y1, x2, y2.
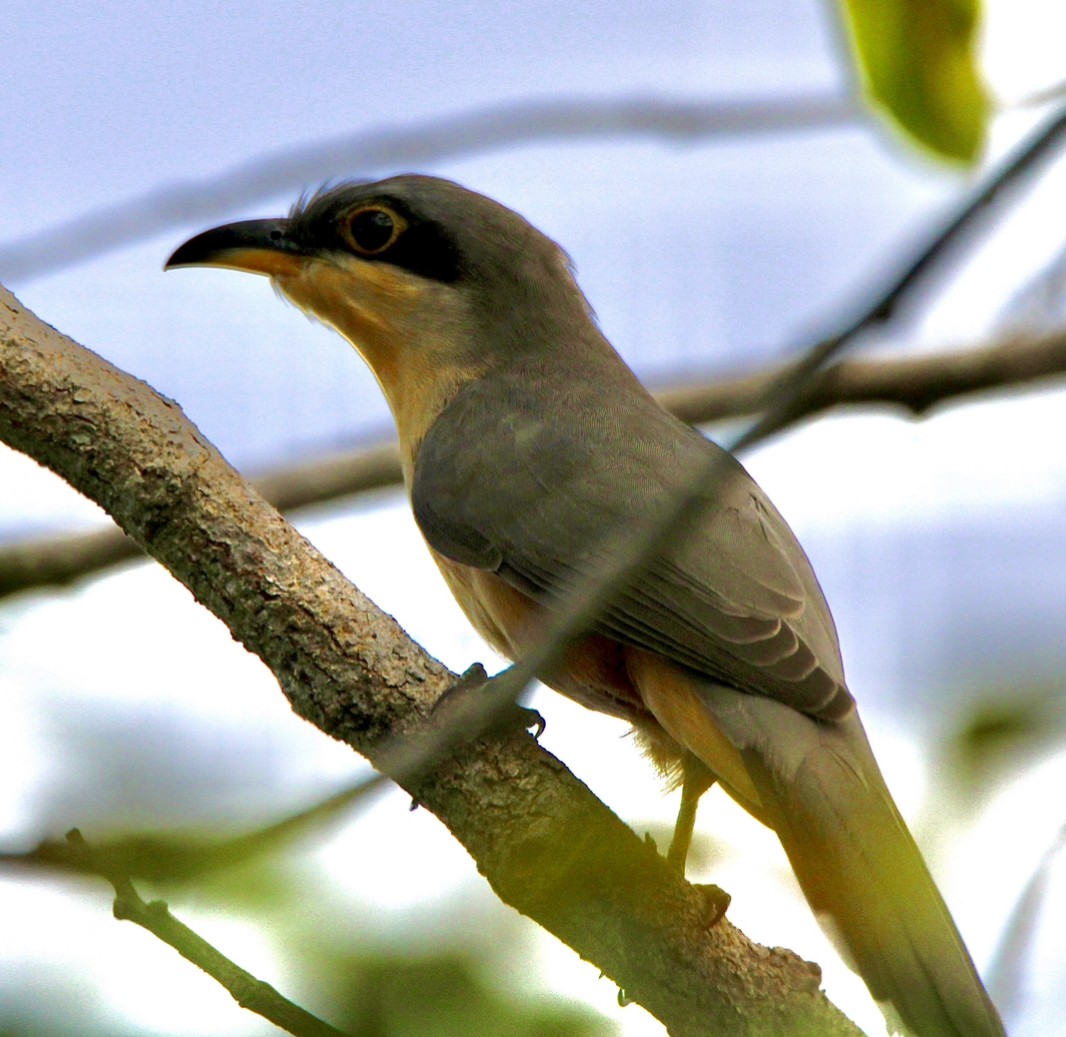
(695, 684, 1006, 1037)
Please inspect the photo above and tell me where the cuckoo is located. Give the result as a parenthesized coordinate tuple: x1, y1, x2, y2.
(167, 175, 1006, 1037)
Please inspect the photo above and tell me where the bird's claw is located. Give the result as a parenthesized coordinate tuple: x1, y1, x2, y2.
(431, 662, 546, 741)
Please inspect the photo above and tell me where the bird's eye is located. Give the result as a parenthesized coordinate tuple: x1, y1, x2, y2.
(341, 205, 405, 256)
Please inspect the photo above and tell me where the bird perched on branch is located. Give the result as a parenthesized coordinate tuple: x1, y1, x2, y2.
(168, 175, 1006, 1037)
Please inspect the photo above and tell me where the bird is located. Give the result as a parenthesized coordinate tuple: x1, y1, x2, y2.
(167, 174, 1006, 1037)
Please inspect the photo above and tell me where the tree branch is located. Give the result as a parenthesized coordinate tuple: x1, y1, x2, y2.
(656, 322, 1066, 424)
(0, 287, 865, 1035)
(0, 440, 405, 599)
(5, 322, 1065, 602)
(58, 829, 354, 1037)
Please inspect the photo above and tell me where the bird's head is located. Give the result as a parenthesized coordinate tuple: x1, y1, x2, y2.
(166, 175, 596, 448)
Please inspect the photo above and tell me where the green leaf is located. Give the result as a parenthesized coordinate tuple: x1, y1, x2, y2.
(838, 0, 990, 163)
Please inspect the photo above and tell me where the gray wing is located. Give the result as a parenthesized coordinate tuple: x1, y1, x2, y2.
(412, 371, 851, 720)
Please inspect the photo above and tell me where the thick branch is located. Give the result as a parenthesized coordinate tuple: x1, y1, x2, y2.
(0, 288, 863, 1035)
(4, 323, 1065, 601)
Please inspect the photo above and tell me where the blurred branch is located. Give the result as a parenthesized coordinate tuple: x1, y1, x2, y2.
(2, 776, 389, 884)
(0, 92, 858, 283)
(5, 321, 1066, 602)
(59, 829, 353, 1037)
(1, 288, 862, 1037)
(859, 103, 1066, 316)
(0, 441, 404, 600)
(738, 100, 1066, 445)
(662, 322, 1066, 424)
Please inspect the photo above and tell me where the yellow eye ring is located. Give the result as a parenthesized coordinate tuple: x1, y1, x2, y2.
(340, 205, 406, 256)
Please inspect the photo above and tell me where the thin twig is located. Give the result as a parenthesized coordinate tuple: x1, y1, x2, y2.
(0, 92, 858, 282)
(855, 107, 1066, 330)
(62, 829, 353, 1037)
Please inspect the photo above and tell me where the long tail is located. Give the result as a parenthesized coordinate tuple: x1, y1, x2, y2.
(695, 684, 1006, 1037)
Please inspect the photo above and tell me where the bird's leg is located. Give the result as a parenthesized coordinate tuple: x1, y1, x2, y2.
(667, 754, 715, 874)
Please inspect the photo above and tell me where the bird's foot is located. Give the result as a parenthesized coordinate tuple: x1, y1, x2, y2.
(695, 882, 731, 926)
(431, 662, 546, 741)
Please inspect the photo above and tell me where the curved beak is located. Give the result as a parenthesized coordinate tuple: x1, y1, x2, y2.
(165, 218, 309, 277)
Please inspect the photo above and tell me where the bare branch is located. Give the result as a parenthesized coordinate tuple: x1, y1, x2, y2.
(658, 323, 1066, 424)
(60, 829, 353, 1037)
(0, 441, 404, 599)
(1, 287, 864, 1036)
(0, 93, 858, 283)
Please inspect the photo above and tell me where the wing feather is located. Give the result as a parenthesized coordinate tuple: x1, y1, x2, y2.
(413, 369, 853, 720)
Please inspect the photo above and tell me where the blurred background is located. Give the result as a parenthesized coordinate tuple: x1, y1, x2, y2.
(2, 1, 1066, 1035)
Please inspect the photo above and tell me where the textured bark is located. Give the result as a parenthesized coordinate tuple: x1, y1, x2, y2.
(0, 285, 864, 1036)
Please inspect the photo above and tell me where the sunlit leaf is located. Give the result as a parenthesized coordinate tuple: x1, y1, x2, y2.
(837, 0, 990, 163)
